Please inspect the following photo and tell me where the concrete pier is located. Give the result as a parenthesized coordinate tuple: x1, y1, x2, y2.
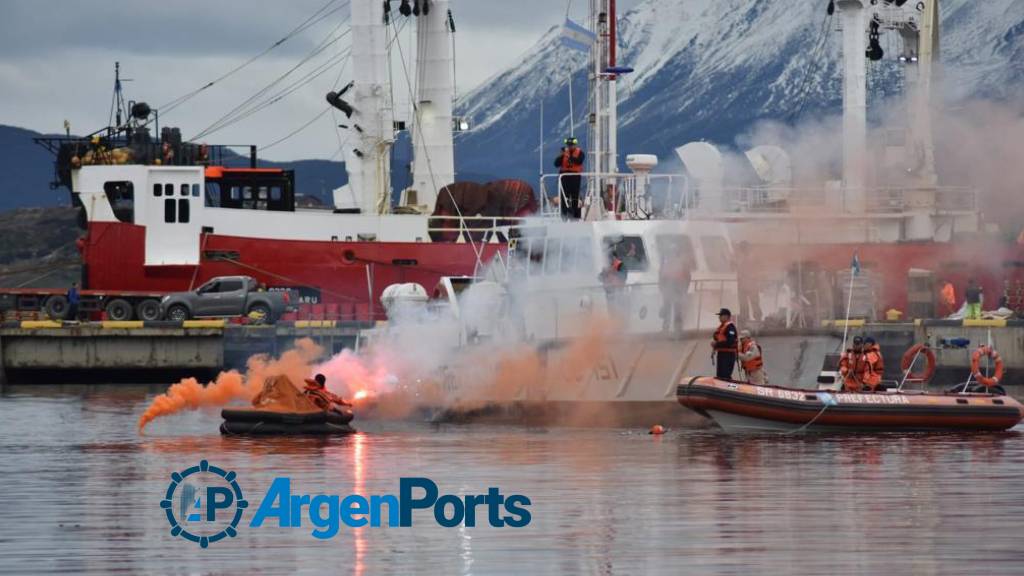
(0, 320, 367, 383)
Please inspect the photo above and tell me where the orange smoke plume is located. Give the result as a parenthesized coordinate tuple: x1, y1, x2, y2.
(137, 338, 323, 432)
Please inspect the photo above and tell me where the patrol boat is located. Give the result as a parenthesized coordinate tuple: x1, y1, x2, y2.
(676, 376, 1024, 433)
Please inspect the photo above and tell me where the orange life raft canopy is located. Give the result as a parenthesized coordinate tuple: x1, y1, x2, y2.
(220, 375, 355, 435)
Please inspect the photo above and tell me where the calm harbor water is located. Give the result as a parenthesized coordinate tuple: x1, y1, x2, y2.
(2, 385, 1023, 575)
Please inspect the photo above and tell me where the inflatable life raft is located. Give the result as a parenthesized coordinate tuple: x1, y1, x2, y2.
(220, 407, 354, 435)
(220, 375, 356, 435)
(677, 376, 1024, 433)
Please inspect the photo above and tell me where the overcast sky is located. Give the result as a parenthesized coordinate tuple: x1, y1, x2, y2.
(0, 0, 639, 161)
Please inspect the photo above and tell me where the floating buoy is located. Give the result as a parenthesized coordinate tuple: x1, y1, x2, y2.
(648, 424, 665, 435)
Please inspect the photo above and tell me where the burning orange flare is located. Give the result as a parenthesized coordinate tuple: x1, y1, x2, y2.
(353, 390, 369, 401)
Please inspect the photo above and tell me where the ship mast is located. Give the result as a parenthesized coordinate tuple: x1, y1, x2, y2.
(836, 0, 868, 212)
(584, 0, 619, 220)
(408, 0, 456, 211)
(344, 0, 395, 214)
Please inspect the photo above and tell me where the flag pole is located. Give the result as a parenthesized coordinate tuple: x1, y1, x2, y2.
(840, 251, 859, 352)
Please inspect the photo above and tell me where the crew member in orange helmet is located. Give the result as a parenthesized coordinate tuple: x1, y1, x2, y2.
(303, 373, 352, 412)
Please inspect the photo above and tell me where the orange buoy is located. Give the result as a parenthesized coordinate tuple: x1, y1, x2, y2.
(971, 345, 1005, 387)
(900, 343, 937, 383)
(648, 424, 666, 435)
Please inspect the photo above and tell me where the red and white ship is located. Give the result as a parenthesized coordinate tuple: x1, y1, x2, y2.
(37, 0, 525, 322)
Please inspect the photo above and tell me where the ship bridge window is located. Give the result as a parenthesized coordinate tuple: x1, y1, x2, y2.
(164, 198, 176, 223)
(544, 238, 562, 275)
(178, 199, 190, 223)
(205, 182, 221, 207)
(153, 183, 162, 197)
(192, 184, 200, 197)
(701, 236, 735, 273)
(180, 184, 189, 196)
(656, 235, 696, 266)
(207, 172, 295, 212)
(560, 237, 593, 274)
(604, 236, 648, 272)
(103, 181, 134, 223)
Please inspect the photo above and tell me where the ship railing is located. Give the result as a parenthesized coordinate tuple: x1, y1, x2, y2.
(690, 185, 980, 215)
(36, 133, 262, 190)
(538, 172, 694, 220)
(426, 215, 530, 244)
(863, 186, 978, 213)
(723, 187, 803, 213)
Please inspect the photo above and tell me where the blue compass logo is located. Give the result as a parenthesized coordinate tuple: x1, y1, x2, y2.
(160, 460, 248, 548)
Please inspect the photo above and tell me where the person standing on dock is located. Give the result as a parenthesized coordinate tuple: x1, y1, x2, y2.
(965, 278, 983, 320)
(66, 282, 80, 322)
(738, 330, 766, 385)
(711, 308, 738, 380)
(554, 137, 585, 220)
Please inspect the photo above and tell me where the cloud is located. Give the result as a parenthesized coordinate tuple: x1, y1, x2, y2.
(0, 0, 641, 161)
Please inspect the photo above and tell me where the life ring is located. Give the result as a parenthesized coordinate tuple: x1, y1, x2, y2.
(970, 345, 1005, 388)
(900, 343, 936, 383)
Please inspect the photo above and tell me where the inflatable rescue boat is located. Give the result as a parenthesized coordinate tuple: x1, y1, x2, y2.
(220, 375, 355, 435)
(677, 376, 1024, 433)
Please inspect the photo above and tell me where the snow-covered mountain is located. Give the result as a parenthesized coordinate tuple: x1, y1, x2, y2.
(454, 0, 1024, 184)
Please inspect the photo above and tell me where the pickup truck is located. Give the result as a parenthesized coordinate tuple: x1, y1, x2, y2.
(160, 276, 291, 323)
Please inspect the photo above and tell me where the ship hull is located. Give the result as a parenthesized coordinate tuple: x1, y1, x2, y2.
(80, 221, 501, 319)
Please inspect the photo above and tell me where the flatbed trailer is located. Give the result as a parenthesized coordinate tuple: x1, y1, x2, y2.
(0, 287, 168, 321)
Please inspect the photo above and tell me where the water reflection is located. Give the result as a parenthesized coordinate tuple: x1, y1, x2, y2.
(0, 386, 1022, 574)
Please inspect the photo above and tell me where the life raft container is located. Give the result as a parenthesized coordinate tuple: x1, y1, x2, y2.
(220, 407, 355, 435)
(900, 343, 937, 383)
(971, 345, 1005, 388)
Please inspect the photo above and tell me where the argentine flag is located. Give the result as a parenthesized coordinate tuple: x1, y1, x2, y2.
(851, 252, 861, 276)
(561, 18, 596, 53)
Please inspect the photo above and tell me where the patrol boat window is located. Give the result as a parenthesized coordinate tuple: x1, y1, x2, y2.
(604, 236, 648, 271)
(559, 237, 593, 274)
(701, 236, 735, 273)
(544, 238, 562, 275)
(655, 235, 696, 267)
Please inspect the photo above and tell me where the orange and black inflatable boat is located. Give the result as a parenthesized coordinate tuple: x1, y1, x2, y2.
(677, 377, 1024, 433)
(220, 375, 355, 435)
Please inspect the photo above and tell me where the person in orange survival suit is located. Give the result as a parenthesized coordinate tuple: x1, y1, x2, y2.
(861, 336, 884, 391)
(737, 329, 766, 385)
(303, 373, 352, 412)
(839, 336, 865, 392)
(711, 308, 738, 380)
